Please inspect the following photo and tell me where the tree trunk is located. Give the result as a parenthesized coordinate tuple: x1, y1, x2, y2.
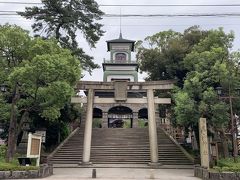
(6, 85, 19, 162)
(17, 111, 29, 137)
(192, 130, 199, 150)
(219, 129, 229, 158)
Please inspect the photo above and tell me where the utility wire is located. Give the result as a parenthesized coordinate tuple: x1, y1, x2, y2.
(1, 16, 240, 27)
(104, 13, 240, 17)
(1, 12, 240, 18)
(1, 2, 240, 7)
(99, 4, 240, 7)
(0, 2, 41, 5)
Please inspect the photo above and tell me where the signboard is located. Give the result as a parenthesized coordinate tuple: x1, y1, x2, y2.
(27, 133, 42, 166)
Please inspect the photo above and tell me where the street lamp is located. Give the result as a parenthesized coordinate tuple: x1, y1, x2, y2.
(216, 86, 239, 162)
(0, 84, 7, 92)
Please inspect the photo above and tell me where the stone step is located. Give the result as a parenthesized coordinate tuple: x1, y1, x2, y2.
(49, 127, 193, 165)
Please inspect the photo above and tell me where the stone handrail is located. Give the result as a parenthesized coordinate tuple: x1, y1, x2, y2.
(160, 127, 195, 163)
(47, 127, 80, 162)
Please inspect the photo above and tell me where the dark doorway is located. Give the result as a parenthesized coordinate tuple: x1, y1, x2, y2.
(138, 108, 148, 127)
(108, 106, 133, 128)
(93, 108, 103, 128)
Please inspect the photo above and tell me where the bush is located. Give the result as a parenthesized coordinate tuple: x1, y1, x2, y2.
(213, 157, 240, 172)
(0, 145, 7, 160)
(0, 162, 38, 171)
(0, 146, 38, 171)
(92, 118, 102, 128)
(138, 119, 147, 128)
(123, 120, 131, 128)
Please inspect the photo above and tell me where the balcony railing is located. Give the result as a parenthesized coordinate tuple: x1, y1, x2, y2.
(103, 59, 137, 64)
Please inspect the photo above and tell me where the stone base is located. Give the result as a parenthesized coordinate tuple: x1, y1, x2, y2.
(148, 162, 162, 168)
(0, 164, 53, 179)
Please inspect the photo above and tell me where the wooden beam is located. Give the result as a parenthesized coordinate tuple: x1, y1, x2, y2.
(71, 97, 171, 104)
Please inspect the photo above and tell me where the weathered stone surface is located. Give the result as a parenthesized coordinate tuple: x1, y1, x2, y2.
(194, 166, 240, 180)
(11, 171, 26, 179)
(39, 164, 53, 178)
(0, 171, 11, 179)
(198, 167, 203, 179)
(202, 168, 209, 180)
(194, 165, 200, 177)
(199, 118, 209, 168)
(220, 172, 236, 180)
(28, 170, 39, 178)
(236, 173, 240, 179)
(209, 172, 220, 180)
(0, 164, 52, 179)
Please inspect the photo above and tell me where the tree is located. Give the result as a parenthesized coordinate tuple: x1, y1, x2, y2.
(19, 0, 104, 73)
(137, 27, 240, 155)
(174, 28, 239, 156)
(0, 24, 81, 162)
(136, 26, 208, 86)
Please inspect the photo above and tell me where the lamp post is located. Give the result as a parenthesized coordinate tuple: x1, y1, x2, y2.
(216, 86, 239, 162)
(0, 84, 7, 93)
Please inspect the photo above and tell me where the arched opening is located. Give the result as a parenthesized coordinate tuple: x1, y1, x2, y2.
(114, 52, 127, 63)
(138, 108, 148, 128)
(93, 108, 103, 128)
(108, 106, 133, 128)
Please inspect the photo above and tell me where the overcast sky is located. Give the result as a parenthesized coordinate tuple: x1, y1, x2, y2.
(1, 0, 240, 81)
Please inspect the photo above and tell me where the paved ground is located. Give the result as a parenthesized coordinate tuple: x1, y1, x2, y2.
(41, 168, 200, 180)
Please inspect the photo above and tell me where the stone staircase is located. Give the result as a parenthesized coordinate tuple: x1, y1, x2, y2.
(49, 127, 193, 165)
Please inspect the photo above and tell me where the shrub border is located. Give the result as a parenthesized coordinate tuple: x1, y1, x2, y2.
(0, 164, 53, 179)
(194, 164, 240, 180)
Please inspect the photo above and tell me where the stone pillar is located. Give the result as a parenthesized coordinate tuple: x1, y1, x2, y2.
(155, 108, 160, 127)
(199, 118, 209, 169)
(132, 112, 138, 128)
(147, 89, 159, 165)
(82, 89, 94, 164)
(102, 112, 108, 128)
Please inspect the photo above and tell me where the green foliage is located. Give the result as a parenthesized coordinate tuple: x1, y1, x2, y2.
(123, 120, 131, 128)
(0, 24, 30, 69)
(138, 119, 147, 128)
(0, 146, 38, 171)
(174, 91, 199, 126)
(138, 26, 240, 137)
(0, 145, 7, 161)
(2, 30, 81, 120)
(60, 122, 70, 142)
(0, 96, 10, 123)
(0, 24, 81, 161)
(174, 28, 237, 129)
(92, 118, 102, 128)
(213, 157, 240, 172)
(19, 0, 105, 73)
(0, 162, 38, 171)
(136, 26, 208, 85)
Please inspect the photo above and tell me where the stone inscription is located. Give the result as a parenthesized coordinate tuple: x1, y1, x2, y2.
(199, 118, 209, 168)
(114, 81, 127, 101)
